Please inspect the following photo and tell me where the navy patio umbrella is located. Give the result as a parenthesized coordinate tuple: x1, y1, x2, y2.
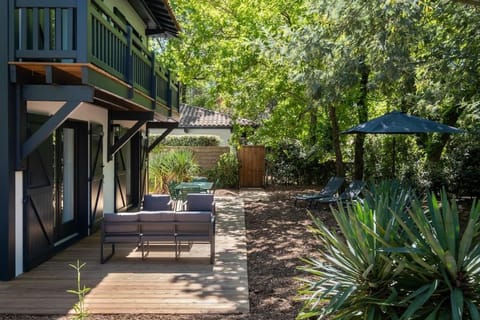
(343, 111, 464, 176)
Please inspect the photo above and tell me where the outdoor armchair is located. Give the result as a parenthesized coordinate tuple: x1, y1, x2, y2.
(294, 176, 345, 207)
(184, 193, 216, 215)
(100, 213, 140, 263)
(175, 211, 215, 264)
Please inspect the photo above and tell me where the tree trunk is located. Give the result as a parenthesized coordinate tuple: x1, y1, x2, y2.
(328, 105, 345, 177)
(308, 106, 318, 147)
(353, 62, 370, 180)
(427, 104, 464, 163)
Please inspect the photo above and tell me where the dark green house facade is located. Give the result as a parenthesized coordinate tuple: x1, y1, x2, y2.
(0, 0, 181, 280)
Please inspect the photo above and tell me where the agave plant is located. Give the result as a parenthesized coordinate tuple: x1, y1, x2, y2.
(392, 189, 480, 319)
(298, 181, 480, 320)
(298, 180, 416, 319)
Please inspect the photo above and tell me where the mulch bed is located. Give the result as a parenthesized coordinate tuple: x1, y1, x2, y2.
(2, 187, 335, 320)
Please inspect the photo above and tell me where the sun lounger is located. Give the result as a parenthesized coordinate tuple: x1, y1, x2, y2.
(313, 180, 366, 207)
(294, 176, 345, 207)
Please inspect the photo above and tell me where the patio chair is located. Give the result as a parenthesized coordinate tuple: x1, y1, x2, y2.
(293, 176, 345, 207)
(175, 211, 215, 264)
(184, 193, 216, 236)
(209, 178, 220, 194)
(142, 194, 173, 211)
(192, 176, 209, 182)
(312, 180, 366, 207)
(185, 193, 216, 215)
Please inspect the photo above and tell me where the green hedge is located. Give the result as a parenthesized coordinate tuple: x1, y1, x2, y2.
(160, 135, 220, 146)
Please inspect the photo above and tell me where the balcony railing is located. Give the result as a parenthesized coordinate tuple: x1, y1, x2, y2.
(13, 0, 179, 115)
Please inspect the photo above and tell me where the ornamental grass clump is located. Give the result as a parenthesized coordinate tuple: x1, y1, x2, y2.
(298, 181, 480, 319)
(148, 149, 199, 193)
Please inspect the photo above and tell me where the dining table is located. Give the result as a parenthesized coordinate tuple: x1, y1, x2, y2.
(174, 181, 214, 193)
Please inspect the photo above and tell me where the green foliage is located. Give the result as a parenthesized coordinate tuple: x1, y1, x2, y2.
(298, 180, 415, 319)
(265, 139, 333, 185)
(444, 126, 480, 197)
(160, 0, 479, 194)
(148, 149, 199, 193)
(298, 181, 480, 319)
(160, 135, 220, 146)
(206, 152, 239, 188)
(395, 190, 480, 319)
(67, 260, 90, 320)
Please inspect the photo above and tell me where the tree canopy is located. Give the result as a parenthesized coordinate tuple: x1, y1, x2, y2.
(157, 0, 480, 192)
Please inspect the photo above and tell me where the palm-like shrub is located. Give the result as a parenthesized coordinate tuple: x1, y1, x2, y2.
(148, 149, 199, 193)
(298, 181, 480, 319)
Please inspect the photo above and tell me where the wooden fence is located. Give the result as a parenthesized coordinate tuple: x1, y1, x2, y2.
(161, 146, 230, 170)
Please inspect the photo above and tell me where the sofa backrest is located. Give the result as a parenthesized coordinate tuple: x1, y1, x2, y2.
(103, 213, 139, 234)
(139, 212, 176, 233)
(143, 194, 172, 211)
(175, 212, 212, 235)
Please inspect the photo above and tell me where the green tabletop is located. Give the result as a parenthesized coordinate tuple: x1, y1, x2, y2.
(175, 181, 214, 191)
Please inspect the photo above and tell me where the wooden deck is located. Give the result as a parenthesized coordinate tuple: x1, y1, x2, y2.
(0, 197, 249, 315)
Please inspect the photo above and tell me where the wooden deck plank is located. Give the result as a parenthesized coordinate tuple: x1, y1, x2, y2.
(0, 197, 249, 315)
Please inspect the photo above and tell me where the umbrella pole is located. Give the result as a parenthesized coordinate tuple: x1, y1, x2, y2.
(392, 137, 396, 178)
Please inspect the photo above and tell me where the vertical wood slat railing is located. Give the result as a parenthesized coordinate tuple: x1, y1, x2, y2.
(13, 0, 180, 114)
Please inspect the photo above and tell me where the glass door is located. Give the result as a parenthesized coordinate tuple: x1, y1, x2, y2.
(54, 123, 79, 243)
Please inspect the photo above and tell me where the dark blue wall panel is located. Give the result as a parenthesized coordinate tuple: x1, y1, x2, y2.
(0, 0, 17, 281)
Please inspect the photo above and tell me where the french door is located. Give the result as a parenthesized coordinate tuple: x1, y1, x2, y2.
(54, 123, 78, 242)
(25, 116, 88, 270)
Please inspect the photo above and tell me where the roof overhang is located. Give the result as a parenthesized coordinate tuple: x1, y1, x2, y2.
(129, 0, 180, 37)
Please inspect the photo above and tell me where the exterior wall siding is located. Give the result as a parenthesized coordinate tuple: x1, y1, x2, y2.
(0, 0, 16, 281)
(102, 0, 147, 46)
(1, 0, 179, 281)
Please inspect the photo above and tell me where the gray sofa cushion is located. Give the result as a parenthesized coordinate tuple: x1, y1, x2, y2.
(143, 194, 172, 211)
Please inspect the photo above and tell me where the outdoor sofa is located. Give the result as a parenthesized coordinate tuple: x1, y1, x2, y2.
(100, 194, 215, 264)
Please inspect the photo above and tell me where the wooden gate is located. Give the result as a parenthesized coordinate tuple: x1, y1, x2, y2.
(238, 146, 265, 188)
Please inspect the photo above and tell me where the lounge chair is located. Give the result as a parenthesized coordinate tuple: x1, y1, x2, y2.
(294, 176, 345, 207)
(312, 180, 366, 207)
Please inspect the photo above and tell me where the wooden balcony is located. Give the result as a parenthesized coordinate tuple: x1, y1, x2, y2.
(10, 0, 180, 119)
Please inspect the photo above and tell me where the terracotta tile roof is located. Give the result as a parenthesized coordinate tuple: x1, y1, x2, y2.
(179, 104, 251, 128)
